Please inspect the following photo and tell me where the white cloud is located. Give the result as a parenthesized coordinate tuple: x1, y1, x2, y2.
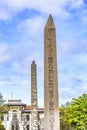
(58, 39, 87, 105)
(80, 9, 87, 23)
(68, 0, 83, 8)
(0, 43, 11, 63)
(17, 16, 45, 40)
(0, 10, 10, 20)
(59, 70, 87, 105)
(77, 52, 87, 65)
(59, 39, 87, 60)
(0, 0, 84, 20)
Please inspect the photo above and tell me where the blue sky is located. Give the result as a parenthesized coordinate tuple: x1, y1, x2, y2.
(0, 0, 87, 107)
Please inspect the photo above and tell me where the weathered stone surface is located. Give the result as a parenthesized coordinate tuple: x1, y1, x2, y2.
(31, 61, 38, 130)
(31, 111, 38, 130)
(44, 15, 60, 130)
(31, 61, 38, 110)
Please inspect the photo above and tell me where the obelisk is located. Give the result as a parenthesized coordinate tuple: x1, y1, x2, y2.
(44, 15, 60, 130)
(31, 61, 38, 130)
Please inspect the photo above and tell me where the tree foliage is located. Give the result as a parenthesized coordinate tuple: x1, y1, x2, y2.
(0, 93, 6, 130)
(0, 93, 7, 114)
(0, 121, 5, 130)
(60, 94, 87, 130)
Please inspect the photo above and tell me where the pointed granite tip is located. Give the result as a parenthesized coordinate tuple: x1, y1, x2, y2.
(45, 14, 55, 29)
(32, 60, 36, 65)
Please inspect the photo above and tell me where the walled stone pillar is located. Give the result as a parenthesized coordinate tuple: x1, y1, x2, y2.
(31, 61, 38, 130)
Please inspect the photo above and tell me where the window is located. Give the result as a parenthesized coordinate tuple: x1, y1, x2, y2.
(12, 110, 17, 120)
(1, 115, 4, 121)
(26, 115, 29, 121)
(26, 125, 29, 130)
(7, 115, 9, 121)
(12, 113, 17, 120)
(12, 125, 14, 130)
(38, 115, 40, 120)
(16, 124, 19, 130)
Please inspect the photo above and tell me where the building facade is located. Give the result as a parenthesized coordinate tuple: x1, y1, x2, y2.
(1, 100, 44, 130)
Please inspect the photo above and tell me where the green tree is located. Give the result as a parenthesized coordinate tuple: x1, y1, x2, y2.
(60, 94, 87, 130)
(0, 121, 5, 130)
(0, 93, 7, 130)
(0, 93, 7, 114)
(60, 102, 74, 130)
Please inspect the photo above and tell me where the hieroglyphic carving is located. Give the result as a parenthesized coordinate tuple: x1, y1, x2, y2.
(48, 56, 54, 130)
(44, 15, 60, 130)
(46, 29, 56, 129)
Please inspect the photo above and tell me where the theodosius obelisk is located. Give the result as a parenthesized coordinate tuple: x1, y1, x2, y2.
(31, 61, 38, 130)
(44, 15, 60, 130)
